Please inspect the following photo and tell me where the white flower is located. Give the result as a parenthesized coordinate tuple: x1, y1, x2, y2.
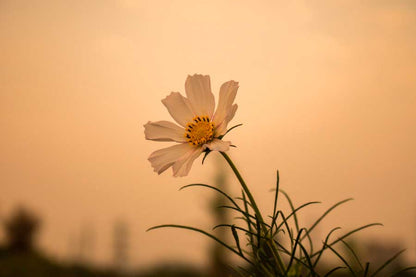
(144, 74, 239, 177)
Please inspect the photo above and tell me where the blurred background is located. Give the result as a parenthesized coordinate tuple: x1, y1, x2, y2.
(1, 0, 415, 276)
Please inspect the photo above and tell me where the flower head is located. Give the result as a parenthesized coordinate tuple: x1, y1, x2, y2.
(144, 74, 239, 177)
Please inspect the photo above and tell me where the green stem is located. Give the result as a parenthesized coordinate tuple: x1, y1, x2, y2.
(220, 151, 266, 228)
(220, 151, 286, 273)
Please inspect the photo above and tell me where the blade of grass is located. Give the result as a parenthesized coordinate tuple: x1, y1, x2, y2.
(218, 123, 243, 139)
(311, 223, 382, 259)
(269, 211, 281, 237)
(390, 266, 416, 277)
(180, 183, 240, 209)
(328, 223, 382, 250)
(312, 227, 341, 267)
(370, 249, 406, 277)
(323, 266, 345, 277)
(325, 243, 357, 277)
(147, 224, 254, 265)
(277, 211, 294, 250)
(218, 205, 256, 221)
(363, 262, 370, 277)
(213, 224, 258, 238)
(298, 239, 318, 277)
(285, 229, 304, 275)
(231, 224, 243, 256)
(271, 170, 280, 235)
(303, 227, 314, 258)
(272, 238, 291, 256)
(241, 190, 257, 262)
(340, 239, 364, 271)
(236, 196, 253, 208)
(302, 198, 353, 241)
(275, 201, 321, 231)
(280, 190, 300, 233)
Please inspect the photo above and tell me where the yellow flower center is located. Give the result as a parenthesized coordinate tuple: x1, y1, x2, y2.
(185, 116, 214, 146)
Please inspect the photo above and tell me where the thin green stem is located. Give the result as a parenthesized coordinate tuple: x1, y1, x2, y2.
(220, 151, 286, 273)
(220, 152, 265, 228)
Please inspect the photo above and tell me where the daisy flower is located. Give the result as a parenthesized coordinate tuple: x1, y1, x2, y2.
(144, 74, 239, 177)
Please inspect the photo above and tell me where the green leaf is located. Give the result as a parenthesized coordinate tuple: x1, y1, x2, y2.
(213, 224, 258, 238)
(231, 224, 243, 255)
(279, 190, 300, 233)
(297, 239, 318, 277)
(218, 123, 243, 139)
(201, 150, 211, 164)
(217, 205, 257, 222)
(303, 228, 314, 258)
(271, 170, 280, 235)
(285, 228, 304, 275)
(302, 198, 353, 241)
(370, 249, 406, 277)
(340, 239, 363, 272)
(390, 266, 416, 277)
(323, 266, 345, 277)
(364, 262, 370, 276)
(276, 211, 294, 249)
(328, 223, 382, 250)
(312, 227, 341, 267)
(311, 223, 382, 260)
(147, 224, 254, 265)
(236, 196, 254, 208)
(275, 201, 320, 238)
(180, 183, 240, 210)
(325, 243, 357, 277)
(271, 238, 291, 255)
(242, 191, 255, 254)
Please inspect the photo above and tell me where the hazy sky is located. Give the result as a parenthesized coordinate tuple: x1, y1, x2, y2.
(1, 0, 415, 268)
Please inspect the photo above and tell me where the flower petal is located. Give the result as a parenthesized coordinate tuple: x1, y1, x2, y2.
(185, 74, 215, 118)
(203, 139, 231, 152)
(213, 80, 239, 136)
(144, 121, 186, 142)
(162, 92, 195, 127)
(148, 143, 194, 175)
(172, 146, 203, 177)
(215, 104, 238, 136)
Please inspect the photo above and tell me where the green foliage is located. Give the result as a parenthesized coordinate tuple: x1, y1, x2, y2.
(148, 152, 415, 277)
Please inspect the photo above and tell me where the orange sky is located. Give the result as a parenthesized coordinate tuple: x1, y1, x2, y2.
(1, 0, 416, 268)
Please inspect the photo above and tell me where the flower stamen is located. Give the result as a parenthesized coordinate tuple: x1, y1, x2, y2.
(185, 116, 214, 146)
